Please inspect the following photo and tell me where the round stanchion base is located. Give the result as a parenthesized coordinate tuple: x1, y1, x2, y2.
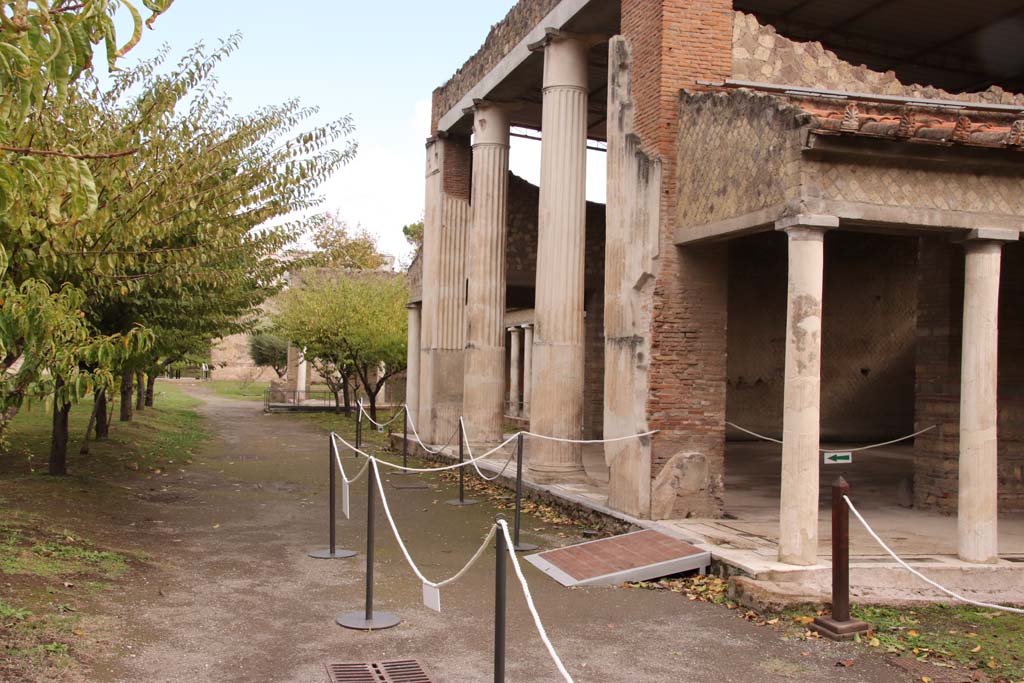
(445, 498, 479, 506)
(336, 611, 401, 631)
(308, 548, 358, 559)
(513, 542, 538, 553)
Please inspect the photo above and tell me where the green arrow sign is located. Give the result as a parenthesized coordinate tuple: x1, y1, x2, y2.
(824, 452, 852, 464)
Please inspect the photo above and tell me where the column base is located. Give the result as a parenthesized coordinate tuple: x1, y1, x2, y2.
(527, 464, 589, 485)
(809, 616, 870, 641)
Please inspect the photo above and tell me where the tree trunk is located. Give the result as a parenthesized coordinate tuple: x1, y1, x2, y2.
(366, 387, 378, 422)
(49, 382, 71, 476)
(80, 397, 99, 455)
(145, 374, 156, 407)
(341, 374, 352, 417)
(135, 371, 145, 411)
(120, 373, 133, 422)
(94, 390, 110, 439)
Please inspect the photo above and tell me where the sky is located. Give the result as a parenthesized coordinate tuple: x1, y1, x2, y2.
(112, 0, 608, 264)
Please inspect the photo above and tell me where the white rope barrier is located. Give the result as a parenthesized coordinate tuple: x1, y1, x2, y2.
(404, 406, 460, 455)
(498, 519, 575, 683)
(461, 418, 518, 482)
(357, 400, 405, 429)
(844, 495, 1024, 615)
(372, 459, 497, 589)
(726, 422, 936, 453)
(523, 429, 659, 445)
(329, 433, 370, 484)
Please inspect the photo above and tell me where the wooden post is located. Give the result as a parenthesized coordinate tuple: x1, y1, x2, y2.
(811, 477, 870, 640)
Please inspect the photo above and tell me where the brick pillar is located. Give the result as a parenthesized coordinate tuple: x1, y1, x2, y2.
(615, 0, 734, 519)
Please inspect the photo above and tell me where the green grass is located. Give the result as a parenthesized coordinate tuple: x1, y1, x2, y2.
(206, 379, 270, 401)
(849, 604, 1024, 682)
(1, 380, 206, 478)
(0, 381, 207, 681)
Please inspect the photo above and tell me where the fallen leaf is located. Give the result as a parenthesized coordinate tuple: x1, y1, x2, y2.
(836, 659, 855, 668)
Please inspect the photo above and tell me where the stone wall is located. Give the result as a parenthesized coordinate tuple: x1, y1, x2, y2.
(210, 333, 278, 382)
(727, 231, 918, 442)
(914, 238, 1024, 512)
(732, 11, 1024, 107)
(505, 172, 606, 437)
(431, 0, 561, 132)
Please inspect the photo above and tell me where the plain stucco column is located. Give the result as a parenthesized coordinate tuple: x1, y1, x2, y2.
(777, 217, 835, 566)
(463, 103, 511, 442)
(296, 348, 308, 395)
(405, 304, 421, 422)
(522, 324, 533, 418)
(528, 33, 589, 482)
(958, 238, 1004, 563)
(508, 327, 521, 417)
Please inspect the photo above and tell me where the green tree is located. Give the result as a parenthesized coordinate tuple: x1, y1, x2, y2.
(248, 333, 288, 379)
(0, 1, 172, 469)
(274, 272, 407, 419)
(5, 35, 355, 473)
(402, 220, 424, 249)
(311, 211, 388, 271)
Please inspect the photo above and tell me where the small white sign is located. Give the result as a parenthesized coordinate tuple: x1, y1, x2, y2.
(824, 452, 853, 464)
(422, 583, 441, 612)
(341, 477, 350, 519)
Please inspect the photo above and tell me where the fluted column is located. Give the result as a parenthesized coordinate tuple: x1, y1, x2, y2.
(777, 215, 836, 566)
(958, 231, 1013, 563)
(405, 304, 421, 423)
(522, 324, 534, 418)
(508, 327, 521, 417)
(463, 103, 511, 442)
(528, 32, 589, 482)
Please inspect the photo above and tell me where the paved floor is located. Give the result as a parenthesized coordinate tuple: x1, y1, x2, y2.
(95, 384, 914, 683)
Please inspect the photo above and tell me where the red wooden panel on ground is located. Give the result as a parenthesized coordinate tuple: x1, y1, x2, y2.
(525, 529, 711, 587)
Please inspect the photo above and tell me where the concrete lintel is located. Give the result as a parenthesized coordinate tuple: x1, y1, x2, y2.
(436, 0, 594, 134)
(673, 204, 785, 245)
(527, 26, 606, 52)
(963, 228, 1020, 242)
(775, 214, 840, 232)
(806, 199, 1024, 234)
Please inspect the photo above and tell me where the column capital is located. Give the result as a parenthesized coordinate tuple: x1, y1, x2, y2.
(521, 323, 532, 330)
(465, 100, 511, 147)
(405, 302, 421, 311)
(775, 214, 839, 236)
(529, 28, 597, 91)
(961, 228, 1019, 244)
(527, 28, 606, 53)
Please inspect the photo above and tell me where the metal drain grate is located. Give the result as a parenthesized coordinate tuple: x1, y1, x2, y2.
(325, 660, 431, 683)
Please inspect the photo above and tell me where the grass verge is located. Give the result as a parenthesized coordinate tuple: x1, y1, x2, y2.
(0, 381, 206, 682)
(205, 380, 269, 402)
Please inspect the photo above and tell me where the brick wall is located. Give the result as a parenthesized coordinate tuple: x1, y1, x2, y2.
(620, 0, 733, 517)
(441, 133, 473, 202)
(914, 238, 1024, 512)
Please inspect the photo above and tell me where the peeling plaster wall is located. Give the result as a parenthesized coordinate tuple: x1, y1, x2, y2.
(732, 11, 1024, 107)
(726, 231, 918, 443)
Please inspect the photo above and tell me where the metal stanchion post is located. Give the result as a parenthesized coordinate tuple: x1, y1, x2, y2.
(337, 461, 400, 630)
(309, 436, 356, 559)
(395, 407, 414, 476)
(356, 402, 363, 452)
(446, 418, 478, 506)
(513, 433, 537, 552)
(811, 477, 869, 640)
(494, 515, 507, 683)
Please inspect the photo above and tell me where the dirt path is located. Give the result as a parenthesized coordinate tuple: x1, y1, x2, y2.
(93, 383, 912, 683)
